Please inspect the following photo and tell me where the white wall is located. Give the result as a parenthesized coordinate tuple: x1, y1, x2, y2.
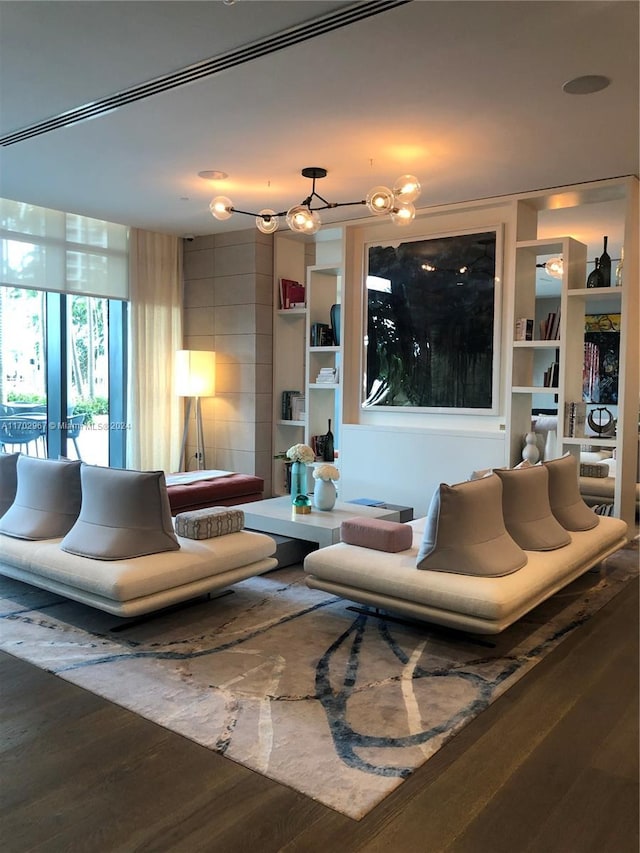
(340, 424, 506, 518)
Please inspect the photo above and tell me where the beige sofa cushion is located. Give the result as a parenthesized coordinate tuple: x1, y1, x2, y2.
(61, 465, 180, 560)
(0, 456, 81, 540)
(0, 528, 277, 604)
(0, 451, 19, 518)
(416, 475, 527, 577)
(545, 454, 599, 531)
(494, 465, 570, 551)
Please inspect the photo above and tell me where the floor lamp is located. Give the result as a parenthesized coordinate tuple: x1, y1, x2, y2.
(176, 350, 216, 471)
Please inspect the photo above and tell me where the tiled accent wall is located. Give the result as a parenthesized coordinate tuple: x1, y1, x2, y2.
(182, 229, 273, 494)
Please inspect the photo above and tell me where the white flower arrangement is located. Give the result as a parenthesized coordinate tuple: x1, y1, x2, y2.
(312, 463, 340, 482)
(286, 443, 315, 464)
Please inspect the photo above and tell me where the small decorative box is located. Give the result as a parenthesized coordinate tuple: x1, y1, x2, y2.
(175, 507, 244, 539)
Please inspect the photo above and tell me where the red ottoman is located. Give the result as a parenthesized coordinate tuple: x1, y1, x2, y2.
(166, 471, 264, 514)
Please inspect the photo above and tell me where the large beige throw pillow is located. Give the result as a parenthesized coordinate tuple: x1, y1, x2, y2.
(0, 455, 82, 539)
(416, 475, 527, 576)
(61, 465, 180, 560)
(545, 454, 599, 531)
(494, 465, 570, 550)
(0, 451, 19, 518)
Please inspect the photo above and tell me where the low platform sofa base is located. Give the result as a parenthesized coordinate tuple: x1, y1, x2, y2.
(0, 530, 277, 618)
(304, 515, 627, 635)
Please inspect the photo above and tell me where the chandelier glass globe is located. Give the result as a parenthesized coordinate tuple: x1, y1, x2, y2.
(209, 196, 233, 221)
(390, 202, 416, 226)
(393, 175, 421, 204)
(256, 209, 279, 234)
(544, 257, 564, 279)
(366, 186, 395, 215)
(286, 205, 321, 235)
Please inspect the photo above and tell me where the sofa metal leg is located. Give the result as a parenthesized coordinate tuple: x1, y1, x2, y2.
(345, 605, 496, 648)
(109, 589, 234, 632)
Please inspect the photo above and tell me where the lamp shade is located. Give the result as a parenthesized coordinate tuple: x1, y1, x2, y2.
(175, 350, 216, 397)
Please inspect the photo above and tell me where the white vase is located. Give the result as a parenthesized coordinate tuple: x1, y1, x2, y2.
(313, 478, 337, 511)
(522, 432, 540, 464)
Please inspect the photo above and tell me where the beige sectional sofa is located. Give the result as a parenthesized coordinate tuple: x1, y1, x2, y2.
(304, 514, 627, 634)
(0, 454, 277, 617)
(0, 527, 277, 617)
(305, 457, 629, 634)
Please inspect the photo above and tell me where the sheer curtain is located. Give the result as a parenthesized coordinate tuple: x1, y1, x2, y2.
(127, 229, 182, 472)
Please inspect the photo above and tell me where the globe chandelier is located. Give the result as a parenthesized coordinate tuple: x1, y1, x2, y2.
(536, 257, 564, 279)
(209, 167, 421, 235)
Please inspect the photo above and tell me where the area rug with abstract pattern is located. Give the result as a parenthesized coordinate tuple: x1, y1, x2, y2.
(0, 541, 637, 820)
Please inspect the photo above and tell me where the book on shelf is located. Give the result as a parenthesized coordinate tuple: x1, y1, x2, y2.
(564, 401, 586, 437)
(540, 310, 561, 341)
(289, 393, 305, 421)
(310, 435, 324, 458)
(281, 389, 300, 420)
(310, 322, 332, 346)
(279, 278, 305, 309)
(543, 361, 559, 388)
(515, 317, 534, 341)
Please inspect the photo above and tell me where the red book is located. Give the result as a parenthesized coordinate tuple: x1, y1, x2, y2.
(280, 278, 302, 309)
(288, 282, 305, 306)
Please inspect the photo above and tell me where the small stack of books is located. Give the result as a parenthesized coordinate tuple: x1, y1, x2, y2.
(315, 367, 337, 384)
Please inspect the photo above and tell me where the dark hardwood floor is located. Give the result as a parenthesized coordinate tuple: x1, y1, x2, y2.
(1, 578, 638, 853)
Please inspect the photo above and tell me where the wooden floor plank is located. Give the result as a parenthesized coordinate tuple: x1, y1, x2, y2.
(444, 600, 639, 853)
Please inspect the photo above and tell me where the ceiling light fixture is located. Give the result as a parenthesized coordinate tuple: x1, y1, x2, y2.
(198, 170, 229, 181)
(209, 167, 421, 235)
(562, 75, 611, 95)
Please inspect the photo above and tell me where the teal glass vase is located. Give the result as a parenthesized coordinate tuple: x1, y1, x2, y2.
(290, 461, 307, 504)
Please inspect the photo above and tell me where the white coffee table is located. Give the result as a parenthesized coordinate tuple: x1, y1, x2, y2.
(234, 495, 400, 549)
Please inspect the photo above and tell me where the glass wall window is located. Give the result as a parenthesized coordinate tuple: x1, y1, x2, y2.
(66, 294, 110, 465)
(0, 287, 125, 464)
(0, 287, 48, 456)
(0, 198, 128, 465)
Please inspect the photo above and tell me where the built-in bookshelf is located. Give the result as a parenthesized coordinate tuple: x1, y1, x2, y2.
(506, 176, 638, 526)
(272, 234, 344, 496)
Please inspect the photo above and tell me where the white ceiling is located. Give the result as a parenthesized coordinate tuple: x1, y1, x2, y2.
(1, 0, 638, 241)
